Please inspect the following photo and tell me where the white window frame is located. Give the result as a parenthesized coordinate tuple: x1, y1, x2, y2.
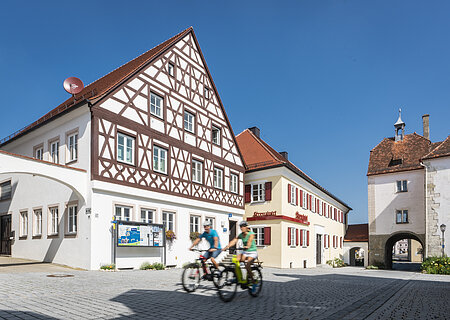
(204, 87, 210, 99)
(190, 215, 200, 233)
(117, 133, 135, 165)
(213, 167, 223, 189)
(163, 211, 175, 231)
(153, 145, 168, 174)
(33, 209, 42, 236)
(230, 173, 238, 194)
(289, 227, 296, 247)
(212, 126, 221, 145)
(311, 195, 316, 212)
(290, 185, 297, 205)
(67, 204, 78, 234)
(192, 159, 203, 184)
(68, 133, 78, 162)
(49, 206, 59, 235)
(396, 180, 408, 192)
(0, 180, 12, 201)
(50, 141, 59, 163)
(184, 111, 195, 133)
(302, 190, 307, 209)
(252, 227, 265, 246)
(302, 229, 308, 248)
(20, 211, 28, 237)
(168, 62, 175, 77)
(251, 183, 265, 203)
(115, 205, 131, 222)
(150, 92, 163, 118)
(35, 147, 43, 160)
(205, 217, 215, 229)
(140, 208, 154, 224)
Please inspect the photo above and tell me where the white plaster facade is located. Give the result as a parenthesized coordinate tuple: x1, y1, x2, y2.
(343, 241, 368, 267)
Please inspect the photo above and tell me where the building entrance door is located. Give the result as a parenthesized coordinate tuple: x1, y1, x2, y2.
(229, 220, 237, 253)
(316, 234, 322, 265)
(0, 215, 12, 255)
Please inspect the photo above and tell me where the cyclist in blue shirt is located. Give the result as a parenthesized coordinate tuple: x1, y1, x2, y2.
(190, 221, 222, 271)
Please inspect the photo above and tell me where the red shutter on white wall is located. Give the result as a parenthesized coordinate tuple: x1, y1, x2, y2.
(245, 185, 251, 203)
(296, 229, 299, 246)
(288, 184, 291, 203)
(340, 237, 343, 248)
(300, 190, 303, 207)
(307, 230, 310, 246)
(264, 227, 271, 245)
(333, 236, 335, 248)
(265, 182, 272, 201)
(288, 227, 291, 246)
(324, 234, 327, 248)
(300, 229, 303, 246)
(328, 235, 330, 248)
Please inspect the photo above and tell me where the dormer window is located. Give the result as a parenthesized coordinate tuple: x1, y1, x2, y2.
(389, 158, 403, 166)
(168, 63, 175, 77)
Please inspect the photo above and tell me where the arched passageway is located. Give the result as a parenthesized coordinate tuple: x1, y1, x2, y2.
(385, 232, 424, 270)
(349, 247, 365, 266)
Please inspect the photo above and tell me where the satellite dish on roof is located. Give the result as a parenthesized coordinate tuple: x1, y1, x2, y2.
(63, 77, 84, 95)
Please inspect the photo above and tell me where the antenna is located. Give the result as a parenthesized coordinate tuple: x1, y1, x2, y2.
(63, 77, 84, 95)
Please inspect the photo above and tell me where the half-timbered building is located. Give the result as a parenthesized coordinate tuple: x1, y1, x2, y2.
(0, 27, 245, 269)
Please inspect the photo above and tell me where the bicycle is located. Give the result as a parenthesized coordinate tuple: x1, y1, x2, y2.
(216, 248, 263, 302)
(181, 249, 221, 292)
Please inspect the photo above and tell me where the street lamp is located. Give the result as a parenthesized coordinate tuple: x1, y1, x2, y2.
(440, 224, 446, 257)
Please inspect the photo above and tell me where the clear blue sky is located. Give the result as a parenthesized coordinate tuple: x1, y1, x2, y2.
(1, 1, 450, 224)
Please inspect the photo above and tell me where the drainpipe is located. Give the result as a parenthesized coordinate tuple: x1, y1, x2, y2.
(420, 161, 427, 259)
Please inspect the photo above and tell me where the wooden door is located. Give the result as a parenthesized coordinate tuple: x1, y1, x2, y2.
(316, 234, 322, 265)
(0, 215, 12, 255)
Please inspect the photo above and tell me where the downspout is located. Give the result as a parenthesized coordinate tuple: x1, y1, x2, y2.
(420, 161, 427, 259)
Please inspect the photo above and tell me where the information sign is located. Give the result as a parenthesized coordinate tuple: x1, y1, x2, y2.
(117, 223, 164, 247)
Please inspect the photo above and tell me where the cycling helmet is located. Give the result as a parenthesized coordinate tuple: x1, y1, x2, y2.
(203, 220, 212, 227)
(239, 221, 249, 227)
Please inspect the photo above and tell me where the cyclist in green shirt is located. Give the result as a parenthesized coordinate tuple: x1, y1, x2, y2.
(224, 221, 258, 283)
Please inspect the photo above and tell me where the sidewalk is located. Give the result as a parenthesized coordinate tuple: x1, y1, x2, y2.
(0, 256, 78, 273)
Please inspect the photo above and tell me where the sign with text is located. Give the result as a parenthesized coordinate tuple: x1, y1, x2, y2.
(253, 211, 277, 217)
(295, 212, 309, 225)
(117, 223, 165, 247)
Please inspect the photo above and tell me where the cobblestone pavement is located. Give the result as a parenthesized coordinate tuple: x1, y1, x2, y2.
(0, 266, 449, 319)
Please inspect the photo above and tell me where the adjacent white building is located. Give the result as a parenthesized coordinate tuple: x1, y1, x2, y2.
(0, 27, 245, 270)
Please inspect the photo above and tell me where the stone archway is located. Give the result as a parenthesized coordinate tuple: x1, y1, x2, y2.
(349, 247, 364, 266)
(384, 232, 424, 270)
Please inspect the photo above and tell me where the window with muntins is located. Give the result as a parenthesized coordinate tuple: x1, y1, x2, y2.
(153, 146, 167, 174)
(212, 126, 221, 145)
(20, 211, 28, 237)
(205, 217, 215, 229)
(302, 230, 308, 247)
(289, 227, 296, 247)
(35, 147, 43, 160)
(168, 63, 174, 77)
(34, 209, 42, 236)
(252, 227, 265, 246)
(190, 216, 200, 233)
(396, 180, 408, 192)
(302, 191, 307, 209)
(141, 209, 154, 223)
(184, 111, 195, 133)
(252, 183, 265, 202)
(115, 205, 131, 221)
(68, 205, 77, 233)
(230, 173, 238, 194)
(396, 210, 408, 223)
(213, 168, 223, 189)
(290, 185, 297, 205)
(50, 141, 59, 163)
(192, 160, 203, 184)
(163, 211, 175, 231)
(117, 133, 135, 165)
(150, 93, 163, 118)
(0, 181, 12, 200)
(68, 133, 78, 162)
(49, 207, 59, 235)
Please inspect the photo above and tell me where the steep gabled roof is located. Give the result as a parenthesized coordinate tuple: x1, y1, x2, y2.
(367, 133, 440, 176)
(423, 135, 450, 160)
(344, 223, 368, 242)
(1, 27, 192, 146)
(236, 129, 351, 210)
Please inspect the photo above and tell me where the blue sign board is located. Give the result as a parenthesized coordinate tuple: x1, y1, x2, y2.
(228, 213, 232, 218)
(223, 228, 227, 233)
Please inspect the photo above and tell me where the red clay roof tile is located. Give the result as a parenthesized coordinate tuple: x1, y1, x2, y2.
(344, 223, 368, 242)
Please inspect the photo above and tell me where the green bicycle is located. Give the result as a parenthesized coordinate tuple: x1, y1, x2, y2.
(216, 248, 263, 302)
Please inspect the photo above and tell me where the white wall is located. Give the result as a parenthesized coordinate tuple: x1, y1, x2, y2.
(368, 170, 425, 235)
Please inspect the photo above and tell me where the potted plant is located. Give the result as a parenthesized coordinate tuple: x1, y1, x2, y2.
(189, 231, 200, 242)
(165, 230, 176, 242)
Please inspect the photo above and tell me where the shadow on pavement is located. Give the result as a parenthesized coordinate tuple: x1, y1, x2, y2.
(0, 310, 58, 319)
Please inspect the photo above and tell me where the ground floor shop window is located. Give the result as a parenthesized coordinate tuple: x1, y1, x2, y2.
(163, 211, 175, 231)
(115, 205, 131, 221)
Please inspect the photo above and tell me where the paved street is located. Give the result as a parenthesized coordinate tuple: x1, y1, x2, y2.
(0, 266, 449, 319)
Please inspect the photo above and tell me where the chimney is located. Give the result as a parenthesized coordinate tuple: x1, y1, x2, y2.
(249, 126, 260, 138)
(280, 151, 288, 160)
(422, 114, 430, 140)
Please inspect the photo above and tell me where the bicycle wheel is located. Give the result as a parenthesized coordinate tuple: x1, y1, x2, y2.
(216, 267, 237, 302)
(247, 267, 263, 297)
(182, 264, 201, 292)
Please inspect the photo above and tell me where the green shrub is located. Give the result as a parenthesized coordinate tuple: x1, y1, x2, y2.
(140, 262, 165, 270)
(326, 258, 345, 268)
(366, 265, 379, 270)
(140, 262, 154, 270)
(421, 256, 450, 275)
(100, 264, 115, 270)
(152, 262, 165, 270)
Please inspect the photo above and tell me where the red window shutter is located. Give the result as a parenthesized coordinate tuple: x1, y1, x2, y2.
(288, 227, 291, 246)
(333, 236, 335, 248)
(300, 190, 303, 207)
(328, 235, 330, 247)
(265, 182, 272, 201)
(288, 184, 291, 203)
(324, 235, 327, 248)
(245, 185, 251, 203)
(307, 230, 310, 246)
(340, 237, 343, 248)
(264, 227, 271, 245)
(296, 229, 299, 246)
(300, 229, 303, 246)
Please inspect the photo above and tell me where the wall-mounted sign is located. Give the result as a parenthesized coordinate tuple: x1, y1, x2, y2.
(295, 212, 309, 224)
(117, 222, 165, 247)
(228, 213, 233, 218)
(253, 211, 277, 217)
